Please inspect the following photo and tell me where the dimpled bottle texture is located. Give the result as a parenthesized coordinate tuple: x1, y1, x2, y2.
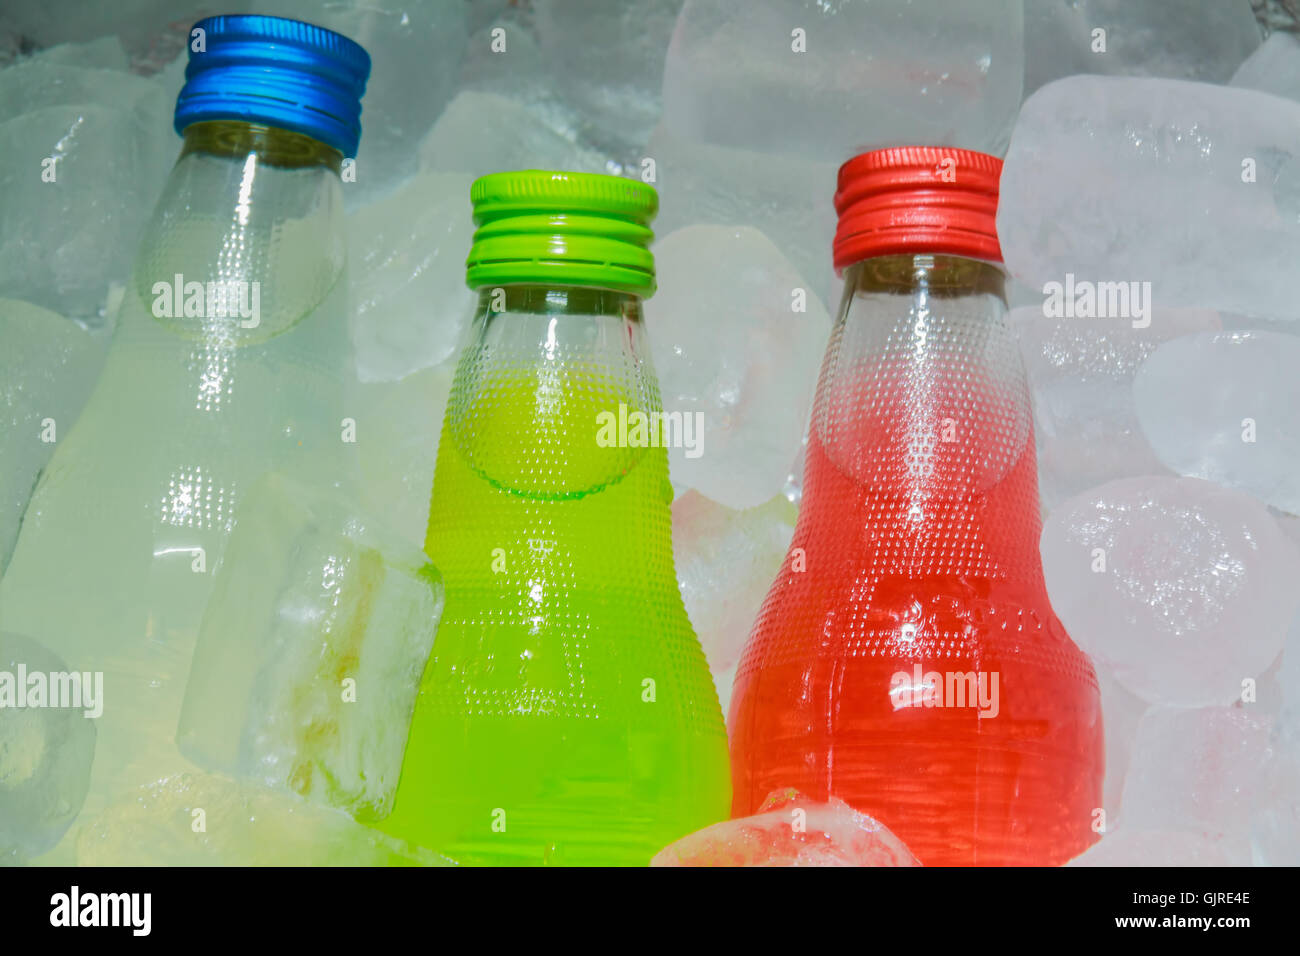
(0, 17, 368, 810)
(383, 172, 730, 865)
(728, 148, 1104, 866)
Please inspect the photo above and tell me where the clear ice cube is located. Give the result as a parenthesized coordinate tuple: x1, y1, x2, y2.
(647, 225, 830, 510)
(1041, 476, 1300, 706)
(652, 788, 919, 867)
(176, 473, 444, 821)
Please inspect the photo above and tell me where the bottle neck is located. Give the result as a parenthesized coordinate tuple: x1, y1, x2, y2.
(471, 285, 645, 325)
(840, 253, 1007, 308)
(814, 251, 1030, 500)
(450, 284, 662, 501)
(178, 120, 344, 173)
(131, 120, 347, 344)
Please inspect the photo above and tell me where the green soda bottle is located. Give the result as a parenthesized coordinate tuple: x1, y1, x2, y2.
(382, 171, 730, 865)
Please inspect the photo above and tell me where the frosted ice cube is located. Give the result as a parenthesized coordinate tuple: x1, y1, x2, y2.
(1067, 828, 1240, 867)
(258, 0, 469, 201)
(672, 491, 796, 678)
(647, 225, 830, 510)
(419, 90, 616, 180)
(1232, 30, 1300, 101)
(1097, 667, 1148, 821)
(533, 0, 681, 160)
(0, 632, 96, 862)
(646, 123, 837, 295)
(1041, 477, 1300, 706)
(1025, 0, 1261, 96)
(75, 771, 451, 866)
(176, 473, 444, 821)
(1251, 738, 1300, 865)
(662, 0, 1023, 159)
(0, 81, 174, 318)
(350, 362, 456, 549)
(0, 1, 217, 59)
(1120, 705, 1273, 858)
(1257, 0, 1300, 36)
(1008, 305, 1220, 510)
(1000, 76, 1300, 322)
(713, 662, 738, 725)
(0, 298, 107, 573)
(348, 169, 476, 382)
(1133, 330, 1300, 515)
(457, 15, 547, 103)
(14, 36, 130, 72)
(652, 788, 919, 867)
(1253, 613, 1300, 864)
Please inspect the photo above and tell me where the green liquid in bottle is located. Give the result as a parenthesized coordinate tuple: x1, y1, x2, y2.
(382, 290, 731, 865)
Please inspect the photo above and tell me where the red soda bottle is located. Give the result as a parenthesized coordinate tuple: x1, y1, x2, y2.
(728, 147, 1103, 865)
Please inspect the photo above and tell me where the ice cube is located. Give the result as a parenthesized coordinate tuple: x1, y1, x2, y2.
(647, 123, 838, 293)
(533, 0, 682, 160)
(1008, 305, 1220, 510)
(0, 1, 221, 61)
(419, 90, 616, 180)
(647, 225, 830, 510)
(673, 491, 796, 681)
(0, 632, 96, 862)
(713, 661, 738, 726)
(16, 36, 130, 71)
(457, 15, 547, 104)
(1119, 705, 1273, 859)
(350, 361, 456, 549)
(999, 76, 1300, 322)
(1251, 738, 1300, 865)
(347, 169, 476, 383)
(1232, 30, 1300, 101)
(662, 0, 1023, 159)
(0, 298, 108, 573)
(257, 0, 469, 202)
(1133, 330, 1300, 515)
(652, 788, 919, 867)
(1025, 0, 1261, 96)
(1041, 476, 1300, 706)
(0, 59, 175, 319)
(1253, 613, 1300, 864)
(1097, 667, 1148, 822)
(1255, 0, 1300, 37)
(176, 473, 444, 821)
(74, 771, 451, 866)
(1067, 828, 1240, 866)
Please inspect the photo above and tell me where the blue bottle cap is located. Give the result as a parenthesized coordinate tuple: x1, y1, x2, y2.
(174, 15, 371, 157)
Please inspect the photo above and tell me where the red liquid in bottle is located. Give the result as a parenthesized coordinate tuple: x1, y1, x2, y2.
(729, 148, 1103, 865)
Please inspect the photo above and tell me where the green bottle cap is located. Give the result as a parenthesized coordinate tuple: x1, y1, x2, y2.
(465, 170, 658, 297)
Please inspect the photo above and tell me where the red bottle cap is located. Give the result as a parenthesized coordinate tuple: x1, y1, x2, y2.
(832, 146, 1003, 272)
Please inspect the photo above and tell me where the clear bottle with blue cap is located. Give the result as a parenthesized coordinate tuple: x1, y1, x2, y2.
(0, 16, 371, 812)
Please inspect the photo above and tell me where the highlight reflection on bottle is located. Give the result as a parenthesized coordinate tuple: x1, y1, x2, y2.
(728, 147, 1104, 866)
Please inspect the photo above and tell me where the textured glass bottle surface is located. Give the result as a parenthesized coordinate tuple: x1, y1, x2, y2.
(384, 289, 730, 865)
(0, 124, 355, 805)
(729, 255, 1103, 866)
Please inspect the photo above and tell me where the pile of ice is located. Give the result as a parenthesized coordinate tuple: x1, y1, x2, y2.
(0, 0, 1298, 866)
(1005, 10, 1300, 865)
